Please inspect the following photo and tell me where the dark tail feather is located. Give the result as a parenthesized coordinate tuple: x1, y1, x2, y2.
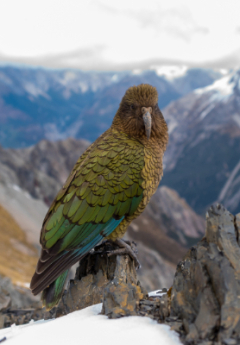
(41, 269, 69, 310)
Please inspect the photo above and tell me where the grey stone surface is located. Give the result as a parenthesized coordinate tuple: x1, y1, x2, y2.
(170, 204, 240, 344)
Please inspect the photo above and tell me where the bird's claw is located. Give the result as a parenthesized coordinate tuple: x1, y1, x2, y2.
(92, 239, 141, 269)
(113, 239, 141, 270)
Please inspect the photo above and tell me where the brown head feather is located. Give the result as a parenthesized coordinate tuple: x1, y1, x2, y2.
(112, 84, 168, 149)
(123, 84, 158, 106)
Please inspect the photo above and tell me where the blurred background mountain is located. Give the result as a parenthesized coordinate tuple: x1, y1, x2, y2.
(0, 0, 240, 299)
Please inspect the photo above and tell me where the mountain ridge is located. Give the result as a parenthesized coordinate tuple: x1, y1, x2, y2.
(162, 68, 240, 214)
(0, 66, 221, 148)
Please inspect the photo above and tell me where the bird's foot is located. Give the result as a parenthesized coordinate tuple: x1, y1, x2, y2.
(107, 239, 141, 270)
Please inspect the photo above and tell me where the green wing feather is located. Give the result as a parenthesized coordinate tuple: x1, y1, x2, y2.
(31, 130, 145, 298)
(41, 132, 145, 252)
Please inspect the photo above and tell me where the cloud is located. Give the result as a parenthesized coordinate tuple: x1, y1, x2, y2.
(0, 46, 111, 71)
(96, 3, 209, 43)
(0, 0, 239, 70)
(133, 7, 209, 42)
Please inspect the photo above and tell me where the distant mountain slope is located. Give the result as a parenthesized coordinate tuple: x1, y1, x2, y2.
(0, 138, 90, 204)
(162, 69, 240, 214)
(0, 183, 47, 246)
(0, 66, 221, 148)
(0, 203, 38, 285)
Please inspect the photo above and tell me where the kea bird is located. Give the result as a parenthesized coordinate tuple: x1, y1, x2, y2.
(30, 84, 168, 310)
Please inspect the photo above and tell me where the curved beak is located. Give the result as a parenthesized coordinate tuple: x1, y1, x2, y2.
(142, 107, 152, 140)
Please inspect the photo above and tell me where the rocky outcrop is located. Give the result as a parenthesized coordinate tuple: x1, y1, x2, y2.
(53, 204, 240, 345)
(97, 204, 240, 344)
(55, 241, 147, 319)
(2, 203, 240, 345)
(0, 275, 41, 329)
(169, 204, 240, 344)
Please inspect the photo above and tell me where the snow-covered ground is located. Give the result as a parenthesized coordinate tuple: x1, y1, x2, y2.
(0, 304, 181, 345)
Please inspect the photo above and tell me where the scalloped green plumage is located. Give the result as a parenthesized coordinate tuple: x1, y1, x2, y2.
(45, 217, 65, 241)
(71, 199, 88, 222)
(102, 204, 116, 223)
(95, 204, 109, 223)
(78, 205, 96, 225)
(86, 192, 99, 206)
(93, 163, 105, 173)
(45, 220, 74, 249)
(45, 205, 64, 231)
(129, 195, 143, 216)
(100, 189, 112, 206)
(63, 190, 76, 203)
(67, 197, 82, 218)
(76, 182, 89, 197)
(117, 198, 132, 218)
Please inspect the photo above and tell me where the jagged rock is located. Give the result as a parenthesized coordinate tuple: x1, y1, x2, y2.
(0, 276, 40, 310)
(3, 202, 240, 345)
(170, 204, 240, 344)
(55, 241, 147, 318)
(0, 275, 41, 329)
(101, 255, 145, 318)
(56, 241, 173, 321)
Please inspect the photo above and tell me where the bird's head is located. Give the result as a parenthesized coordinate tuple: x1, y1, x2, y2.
(112, 84, 168, 148)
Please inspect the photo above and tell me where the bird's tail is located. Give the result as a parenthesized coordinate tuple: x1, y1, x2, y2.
(41, 269, 69, 310)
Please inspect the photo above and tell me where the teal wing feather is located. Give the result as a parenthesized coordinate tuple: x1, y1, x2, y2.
(30, 131, 145, 295)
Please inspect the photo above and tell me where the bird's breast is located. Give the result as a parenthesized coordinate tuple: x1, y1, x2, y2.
(141, 146, 163, 204)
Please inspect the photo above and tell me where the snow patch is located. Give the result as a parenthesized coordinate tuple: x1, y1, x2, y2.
(0, 304, 181, 345)
(148, 290, 167, 297)
(24, 82, 50, 99)
(219, 68, 228, 75)
(16, 282, 30, 288)
(111, 74, 119, 81)
(12, 185, 21, 192)
(168, 119, 178, 134)
(0, 72, 13, 85)
(78, 82, 88, 93)
(132, 69, 143, 75)
(200, 102, 216, 120)
(152, 65, 188, 80)
(44, 123, 67, 141)
(65, 120, 84, 137)
(195, 75, 234, 98)
(233, 114, 240, 128)
(64, 71, 77, 81)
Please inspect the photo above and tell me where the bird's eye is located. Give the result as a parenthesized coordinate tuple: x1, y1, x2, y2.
(130, 104, 135, 110)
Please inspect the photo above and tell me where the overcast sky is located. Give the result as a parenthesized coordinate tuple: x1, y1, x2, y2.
(0, 0, 240, 70)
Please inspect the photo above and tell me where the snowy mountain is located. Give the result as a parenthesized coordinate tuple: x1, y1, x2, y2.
(162, 69, 240, 214)
(0, 66, 221, 148)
